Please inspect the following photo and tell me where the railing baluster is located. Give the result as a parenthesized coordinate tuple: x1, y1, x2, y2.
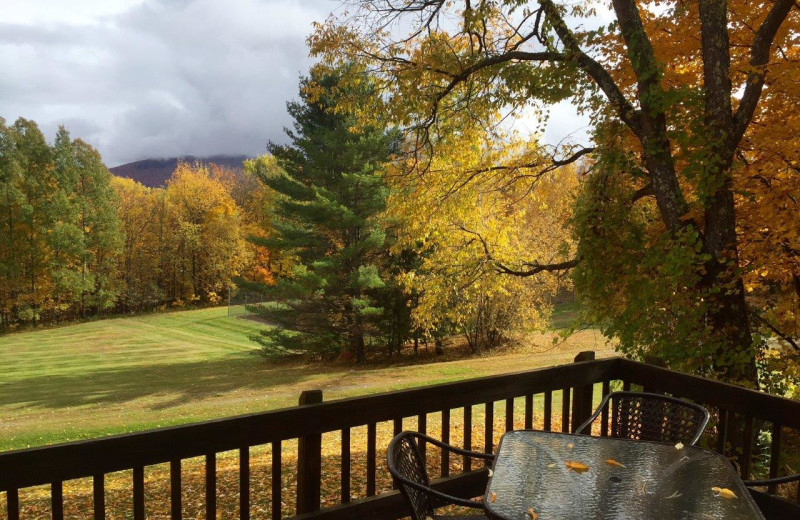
(464, 405, 473, 472)
(417, 413, 427, 463)
(93, 473, 105, 520)
(7, 488, 19, 520)
(768, 423, 782, 494)
(391, 418, 401, 489)
(206, 453, 216, 520)
(441, 409, 451, 477)
(133, 465, 145, 520)
(170, 459, 182, 520)
(740, 416, 754, 479)
(271, 441, 281, 520)
(51, 481, 64, 520)
(716, 408, 728, 455)
(561, 387, 570, 433)
(505, 398, 514, 431)
(601, 381, 611, 436)
(524, 394, 533, 429)
(341, 428, 351, 502)
(484, 401, 494, 454)
(544, 391, 553, 431)
(366, 422, 376, 496)
(239, 446, 250, 520)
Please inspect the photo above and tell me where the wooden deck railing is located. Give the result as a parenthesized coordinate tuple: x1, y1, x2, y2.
(2, 353, 799, 519)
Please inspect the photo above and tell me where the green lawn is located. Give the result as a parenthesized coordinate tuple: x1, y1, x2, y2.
(0, 306, 615, 451)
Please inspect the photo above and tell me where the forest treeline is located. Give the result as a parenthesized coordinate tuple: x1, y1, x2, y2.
(0, 117, 271, 330)
(0, 106, 576, 361)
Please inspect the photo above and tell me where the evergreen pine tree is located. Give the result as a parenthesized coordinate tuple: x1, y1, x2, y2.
(247, 69, 399, 362)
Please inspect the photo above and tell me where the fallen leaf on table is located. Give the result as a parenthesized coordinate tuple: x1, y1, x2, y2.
(546, 463, 556, 469)
(527, 507, 539, 519)
(675, 442, 684, 450)
(567, 442, 574, 450)
(605, 459, 626, 468)
(712, 487, 737, 499)
(565, 460, 590, 473)
(488, 469, 493, 477)
(491, 492, 497, 503)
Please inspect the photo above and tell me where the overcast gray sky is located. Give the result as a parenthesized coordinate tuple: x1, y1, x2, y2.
(0, 0, 589, 167)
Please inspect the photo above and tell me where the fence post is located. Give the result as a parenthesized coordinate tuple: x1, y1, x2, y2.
(571, 351, 595, 433)
(297, 389, 323, 515)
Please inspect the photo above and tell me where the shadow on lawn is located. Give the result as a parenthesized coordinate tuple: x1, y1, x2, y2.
(0, 355, 348, 410)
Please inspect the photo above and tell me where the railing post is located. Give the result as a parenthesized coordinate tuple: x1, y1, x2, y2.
(571, 351, 595, 433)
(642, 356, 666, 393)
(297, 389, 323, 515)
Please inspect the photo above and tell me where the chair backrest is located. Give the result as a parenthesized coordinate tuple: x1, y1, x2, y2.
(387, 432, 434, 520)
(609, 391, 709, 445)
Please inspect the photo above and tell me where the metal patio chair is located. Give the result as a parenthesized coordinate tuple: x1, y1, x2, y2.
(387, 431, 494, 520)
(575, 391, 710, 445)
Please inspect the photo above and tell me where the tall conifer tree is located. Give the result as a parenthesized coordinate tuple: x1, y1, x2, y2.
(248, 68, 398, 362)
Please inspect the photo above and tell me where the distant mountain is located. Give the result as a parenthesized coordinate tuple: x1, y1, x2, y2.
(109, 155, 250, 187)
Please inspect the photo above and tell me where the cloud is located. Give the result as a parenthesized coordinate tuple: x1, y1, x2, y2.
(1, 0, 597, 167)
(0, 0, 334, 166)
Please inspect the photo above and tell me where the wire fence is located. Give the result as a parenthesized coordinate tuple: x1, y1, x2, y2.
(227, 288, 266, 318)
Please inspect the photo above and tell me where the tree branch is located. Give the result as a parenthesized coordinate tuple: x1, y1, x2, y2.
(553, 146, 595, 167)
(538, 0, 642, 135)
(457, 225, 580, 277)
(733, 0, 795, 145)
(610, 0, 688, 233)
(752, 314, 799, 351)
(631, 183, 654, 203)
(495, 258, 581, 277)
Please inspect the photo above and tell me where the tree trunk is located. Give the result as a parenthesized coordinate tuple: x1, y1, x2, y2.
(353, 329, 366, 363)
(701, 182, 757, 384)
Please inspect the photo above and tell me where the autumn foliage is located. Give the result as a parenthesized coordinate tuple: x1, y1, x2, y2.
(0, 117, 269, 329)
(309, 0, 800, 384)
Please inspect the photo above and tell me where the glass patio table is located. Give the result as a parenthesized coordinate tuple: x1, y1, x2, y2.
(483, 430, 765, 520)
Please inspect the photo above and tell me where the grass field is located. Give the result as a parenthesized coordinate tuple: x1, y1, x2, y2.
(0, 305, 618, 518)
(0, 305, 613, 451)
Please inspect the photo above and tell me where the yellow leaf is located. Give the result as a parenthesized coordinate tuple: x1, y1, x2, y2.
(605, 458, 626, 467)
(713, 487, 738, 499)
(491, 492, 497, 503)
(527, 507, 539, 519)
(565, 460, 590, 473)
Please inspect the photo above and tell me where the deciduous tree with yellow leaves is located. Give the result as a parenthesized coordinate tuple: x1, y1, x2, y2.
(387, 125, 578, 352)
(310, 0, 799, 385)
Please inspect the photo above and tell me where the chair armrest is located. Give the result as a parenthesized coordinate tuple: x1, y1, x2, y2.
(391, 472, 485, 509)
(574, 393, 612, 435)
(411, 432, 495, 461)
(745, 474, 800, 487)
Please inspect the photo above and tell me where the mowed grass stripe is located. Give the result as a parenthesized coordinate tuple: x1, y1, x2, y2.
(0, 305, 614, 451)
(0, 308, 262, 381)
